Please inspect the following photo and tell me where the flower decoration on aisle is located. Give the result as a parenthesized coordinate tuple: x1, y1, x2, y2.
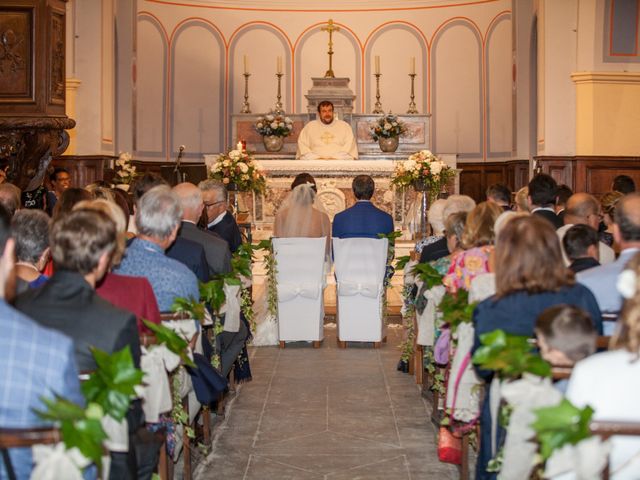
(370, 113, 407, 140)
(209, 148, 266, 193)
(114, 152, 138, 186)
(391, 149, 457, 200)
(255, 112, 294, 137)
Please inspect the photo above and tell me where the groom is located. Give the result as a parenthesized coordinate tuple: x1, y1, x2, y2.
(332, 175, 394, 239)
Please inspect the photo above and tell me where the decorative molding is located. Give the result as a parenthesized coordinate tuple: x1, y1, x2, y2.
(571, 72, 640, 85)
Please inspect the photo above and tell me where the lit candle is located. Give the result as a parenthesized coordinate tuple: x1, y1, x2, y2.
(243, 55, 248, 74)
(237, 141, 243, 152)
(374, 55, 380, 74)
(410, 56, 415, 75)
(277, 56, 282, 74)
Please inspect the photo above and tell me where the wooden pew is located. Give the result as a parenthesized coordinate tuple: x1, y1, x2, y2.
(590, 420, 640, 480)
(0, 427, 60, 479)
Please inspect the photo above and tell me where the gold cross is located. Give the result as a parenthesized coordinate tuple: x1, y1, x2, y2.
(321, 19, 340, 78)
(320, 131, 335, 145)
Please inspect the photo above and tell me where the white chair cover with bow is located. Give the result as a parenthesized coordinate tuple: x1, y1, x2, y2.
(333, 237, 388, 343)
(272, 237, 327, 343)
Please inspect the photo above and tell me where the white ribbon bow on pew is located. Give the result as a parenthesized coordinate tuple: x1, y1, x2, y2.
(276, 283, 321, 302)
(139, 344, 181, 423)
(221, 283, 241, 333)
(337, 281, 380, 298)
(416, 284, 445, 347)
(31, 444, 90, 480)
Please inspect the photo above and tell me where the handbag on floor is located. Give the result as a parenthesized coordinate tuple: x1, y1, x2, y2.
(437, 426, 462, 465)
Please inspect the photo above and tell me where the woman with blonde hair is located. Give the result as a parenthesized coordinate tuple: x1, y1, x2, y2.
(514, 186, 529, 212)
(564, 252, 640, 479)
(443, 201, 503, 292)
(471, 215, 602, 479)
(74, 199, 161, 334)
(600, 190, 624, 248)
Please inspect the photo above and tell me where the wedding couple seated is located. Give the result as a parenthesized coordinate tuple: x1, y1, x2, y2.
(253, 173, 394, 347)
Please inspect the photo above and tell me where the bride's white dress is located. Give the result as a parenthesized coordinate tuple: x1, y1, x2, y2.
(251, 183, 331, 347)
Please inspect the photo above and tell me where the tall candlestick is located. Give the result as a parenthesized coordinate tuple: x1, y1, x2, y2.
(407, 73, 418, 114)
(410, 56, 415, 75)
(374, 55, 380, 74)
(240, 72, 251, 113)
(243, 55, 248, 74)
(373, 73, 384, 114)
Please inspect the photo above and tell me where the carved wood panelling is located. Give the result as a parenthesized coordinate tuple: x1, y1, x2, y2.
(49, 10, 65, 105)
(0, 8, 33, 100)
(458, 160, 529, 203)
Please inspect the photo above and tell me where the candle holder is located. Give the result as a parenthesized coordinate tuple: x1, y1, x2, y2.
(240, 72, 251, 114)
(407, 73, 418, 114)
(274, 72, 284, 114)
(373, 73, 384, 114)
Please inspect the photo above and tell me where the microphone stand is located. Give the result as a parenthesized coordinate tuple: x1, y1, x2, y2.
(174, 145, 185, 185)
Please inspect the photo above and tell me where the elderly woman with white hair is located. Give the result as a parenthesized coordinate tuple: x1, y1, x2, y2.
(415, 198, 447, 254)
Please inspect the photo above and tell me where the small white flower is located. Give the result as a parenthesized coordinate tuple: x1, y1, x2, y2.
(222, 159, 230, 167)
(404, 160, 416, 171)
(229, 150, 241, 159)
(392, 122, 398, 127)
(270, 122, 278, 129)
(430, 162, 443, 175)
(384, 123, 392, 130)
(238, 162, 249, 173)
(285, 117, 292, 123)
(617, 269, 637, 299)
(266, 114, 274, 121)
(256, 122, 263, 129)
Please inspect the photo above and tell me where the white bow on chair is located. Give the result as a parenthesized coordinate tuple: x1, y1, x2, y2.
(221, 283, 241, 333)
(337, 281, 380, 298)
(277, 283, 321, 302)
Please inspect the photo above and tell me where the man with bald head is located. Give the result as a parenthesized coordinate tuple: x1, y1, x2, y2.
(578, 193, 640, 333)
(173, 182, 231, 277)
(557, 193, 615, 266)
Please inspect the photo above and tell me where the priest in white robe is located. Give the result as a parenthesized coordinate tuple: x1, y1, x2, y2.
(296, 100, 358, 160)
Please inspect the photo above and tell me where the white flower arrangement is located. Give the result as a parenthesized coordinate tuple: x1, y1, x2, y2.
(209, 149, 266, 193)
(391, 150, 457, 201)
(114, 152, 137, 185)
(255, 112, 294, 137)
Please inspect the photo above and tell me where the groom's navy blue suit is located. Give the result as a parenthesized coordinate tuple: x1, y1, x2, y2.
(332, 200, 394, 239)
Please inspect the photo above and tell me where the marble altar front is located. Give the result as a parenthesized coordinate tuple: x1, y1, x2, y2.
(202, 154, 458, 239)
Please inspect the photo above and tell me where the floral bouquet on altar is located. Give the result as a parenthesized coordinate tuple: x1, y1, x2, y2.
(391, 149, 456, 195)
(113, 152, 138, 191)
(255, 112, 294, 137)
(370, 113, 407, 140)
(209, 148, 267, 193)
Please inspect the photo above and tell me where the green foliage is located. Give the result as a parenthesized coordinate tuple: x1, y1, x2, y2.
(531, 399, 594, 461)
(200, 278, 227, 315)
(412, 262, 444, 289)
(171, 296, 205, 323)
(472, 329, 552, 379)
(142, 319, 195, 368)
(255, 239, 273, 251)
(36, 396, 107, 467)
(378, 230, 403, 244)
(437, 290, 476, 333)
(231, 243, 255, 279)
(395, 255, 411, 271)
(81, 346, 144, 421)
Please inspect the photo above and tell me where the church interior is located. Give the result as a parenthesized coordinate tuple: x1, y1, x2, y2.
(1, 0, 640, 479)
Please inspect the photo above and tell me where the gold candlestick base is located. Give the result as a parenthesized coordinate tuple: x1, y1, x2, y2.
(372, 73, 384, 114)
(241, 72, 251, 114)
(407, 73, 418, 114)
(274, 72, 284, 114)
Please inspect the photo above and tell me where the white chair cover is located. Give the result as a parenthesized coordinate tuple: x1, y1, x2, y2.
(31, 444, 90, 480)
(416, 284, 445, 347)
(140, 345, 180, 423)
(221, 283, 241, 333)
(333, 238, 388, 343)
(272, 237, 327, 342)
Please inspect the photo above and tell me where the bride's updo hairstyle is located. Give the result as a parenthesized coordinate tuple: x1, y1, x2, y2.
(291, 172, 317, 192)
(612, 252, 640, 357)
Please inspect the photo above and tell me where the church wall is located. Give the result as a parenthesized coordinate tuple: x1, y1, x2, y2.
(108, 0, 514, 163)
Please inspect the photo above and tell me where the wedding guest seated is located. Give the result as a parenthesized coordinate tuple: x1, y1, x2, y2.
(514, 186, 530, 212)
(12, 209, 51, 288)
(566, 252, 640, 478)
(199, 179, 243, 253)
(535, 304, 597, 392)
(600, 191, 624, 248)
(555, 184, 573, 223)
(51, 186, 92, 220)
(485, 183, 512, 211)
(45, 167, 71, 216)
(173, 182, 232, 276)
(0, 182, 21, 217)
(563, 224, 600, 274)
(115, 185, 200, 312)
(0, 207, 84, 480)
(612, 174, 636, 195)
(78, 199, 161, 335)
(419, 194, 476, 263)
(431, 211, 467, 275)
(579, 193, 640, 332)
(557, 193, 614, 265)
(332, 175, 393, 239)
(443, 201, 502, 293)
(274, 173, 331, 242)
(472, 215, 602, 480)
(528, 173, 562, 228)
(414, 199, 446, 254)
(131, 173, 209, 282)
(14, 209, 157, 479)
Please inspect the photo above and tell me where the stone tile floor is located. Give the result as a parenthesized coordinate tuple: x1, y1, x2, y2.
(194, 326, 458, 480)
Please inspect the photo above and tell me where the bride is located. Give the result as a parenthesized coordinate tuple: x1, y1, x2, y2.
(252, 173, 331, 346)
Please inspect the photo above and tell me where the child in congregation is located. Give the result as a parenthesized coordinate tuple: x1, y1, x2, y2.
(535, 304, 598, 392)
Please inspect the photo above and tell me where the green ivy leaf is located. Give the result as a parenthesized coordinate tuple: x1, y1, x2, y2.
(472, 329, 551, 379)
(395, 255, 411, 271)
(171, 296, 205, 322)
(142, 319, 195, 368)
(437, 290, 476, 332)
(255, 239, 273, 251)
(200, 278, 227, 314)
(531, 399, 594, 461)
(412, 262, 444, 289)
